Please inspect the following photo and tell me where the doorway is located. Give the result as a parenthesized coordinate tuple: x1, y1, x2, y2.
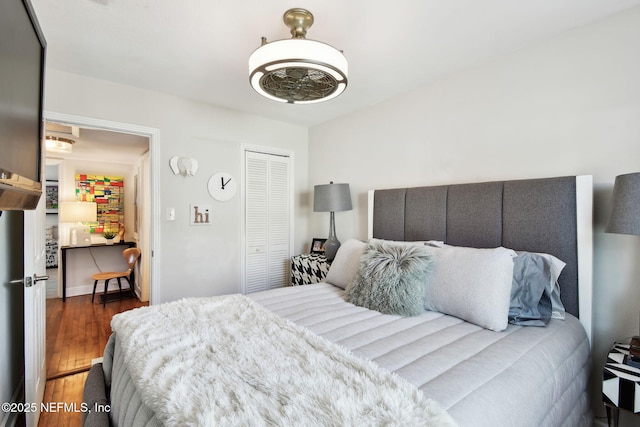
(44, 124, 150, 302)
(43, 111, 160, 305)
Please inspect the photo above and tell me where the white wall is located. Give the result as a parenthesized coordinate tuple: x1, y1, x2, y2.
(43, 69, 309, 303)
(309, 6, 640, 424)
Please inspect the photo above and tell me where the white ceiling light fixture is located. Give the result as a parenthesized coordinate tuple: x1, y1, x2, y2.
(249, 8, 348, 104)
(45, 135, 75, 154)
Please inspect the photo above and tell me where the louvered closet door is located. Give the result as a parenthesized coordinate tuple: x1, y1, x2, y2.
(245, 151, 290, 293)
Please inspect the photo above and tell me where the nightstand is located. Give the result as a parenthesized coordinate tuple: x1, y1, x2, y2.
(603, 342, 640, 427)
(290, 254, 331, 286)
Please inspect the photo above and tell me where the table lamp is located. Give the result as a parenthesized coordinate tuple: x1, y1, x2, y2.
(606, 172, 640, 235)
(60, 202, 97, 247)
(605, 172, 640, 355)
(314, 182, 352, 261)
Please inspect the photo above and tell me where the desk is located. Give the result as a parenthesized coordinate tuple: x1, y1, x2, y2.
(61, 242, 136, 302)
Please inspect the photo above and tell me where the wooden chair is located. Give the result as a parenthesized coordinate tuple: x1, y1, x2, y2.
(91, 247, 141, 306)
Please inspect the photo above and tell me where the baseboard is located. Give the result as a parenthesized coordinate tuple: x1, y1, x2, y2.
(98, 289, 135, 304)
(66, 282, 132, 298)
(46, 365, 91, 381)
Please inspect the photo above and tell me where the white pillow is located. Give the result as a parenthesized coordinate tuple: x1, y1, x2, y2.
(423, 245, 516, 331)
(325, 239, 366, 289)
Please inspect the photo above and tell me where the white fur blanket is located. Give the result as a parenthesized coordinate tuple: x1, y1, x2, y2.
(110, 294, 457, 426)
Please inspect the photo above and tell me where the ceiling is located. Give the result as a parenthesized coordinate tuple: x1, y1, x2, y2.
(45, 122, 149, 162)
(31, 0, 640, 128)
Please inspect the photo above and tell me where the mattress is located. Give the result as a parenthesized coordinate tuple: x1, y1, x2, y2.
(102, 283, 592, 427)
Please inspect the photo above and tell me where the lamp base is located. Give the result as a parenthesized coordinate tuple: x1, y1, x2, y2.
(324, 211, 340, 261)
(631, 336, 640, 358)
(70, 225, 91, 247)
(324, 238, 340, 261)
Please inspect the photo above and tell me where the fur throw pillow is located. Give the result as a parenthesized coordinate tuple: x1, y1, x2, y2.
(345, 239, 433, 316)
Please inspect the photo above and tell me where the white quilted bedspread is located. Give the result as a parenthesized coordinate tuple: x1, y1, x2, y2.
(248, 283, 592, 427)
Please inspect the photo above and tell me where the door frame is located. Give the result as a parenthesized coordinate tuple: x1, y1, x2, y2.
(43, 111, 161, 304)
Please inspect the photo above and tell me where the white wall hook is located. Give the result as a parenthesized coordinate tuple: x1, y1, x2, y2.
(169, 156, 198, 176)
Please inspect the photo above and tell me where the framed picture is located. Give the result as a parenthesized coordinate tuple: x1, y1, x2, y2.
(45, 181, 59, 214)
(75, 174, 124, 233)
(190, 203, 212, 226)
(310, 238, 327, 254)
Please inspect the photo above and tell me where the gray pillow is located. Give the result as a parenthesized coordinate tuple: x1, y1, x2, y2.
(508, 252, 553, 326)
(527, 251, 566, 320)
(345, 239, 433, 316)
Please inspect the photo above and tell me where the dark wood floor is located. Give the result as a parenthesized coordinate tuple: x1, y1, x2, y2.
(38, 293, 147, 427)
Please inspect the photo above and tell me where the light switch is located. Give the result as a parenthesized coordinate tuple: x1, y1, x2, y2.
(167, 208, 176, 221)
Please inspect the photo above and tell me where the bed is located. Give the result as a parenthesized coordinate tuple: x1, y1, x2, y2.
(83, 175, 594, 427)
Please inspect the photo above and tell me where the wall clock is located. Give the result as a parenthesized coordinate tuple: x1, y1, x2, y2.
(208, 172, 237, 201)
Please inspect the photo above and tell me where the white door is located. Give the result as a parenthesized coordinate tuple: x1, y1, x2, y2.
(244, 151, 291, 293)
(138, 153, 152, 301)
(23, 195, 47, 427)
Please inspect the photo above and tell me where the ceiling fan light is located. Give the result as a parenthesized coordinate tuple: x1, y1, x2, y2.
(45, 135, 74, 154)
(294, 82, 347, 105)
(248, 9, 348, 104)
(265, 60, 347, 82)
(250, 71, 289, 103)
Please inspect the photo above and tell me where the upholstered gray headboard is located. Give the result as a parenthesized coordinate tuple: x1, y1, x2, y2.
(367, 176, 593, 339)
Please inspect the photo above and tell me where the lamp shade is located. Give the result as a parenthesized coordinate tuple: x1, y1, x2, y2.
(605, 172, 640, 235)
(59, 202, 97, 223)
(314, 183, 352, 213)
